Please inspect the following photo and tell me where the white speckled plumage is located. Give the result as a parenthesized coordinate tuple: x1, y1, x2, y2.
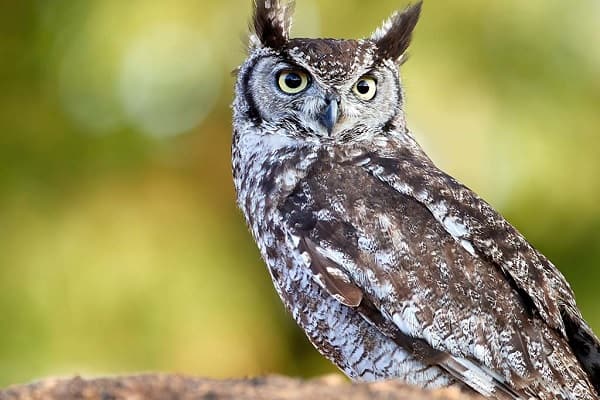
(232, 1, 600, 399)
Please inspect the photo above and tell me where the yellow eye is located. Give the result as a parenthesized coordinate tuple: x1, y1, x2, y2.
(277, 70, 309, 94)
(353, 76, 377, 100)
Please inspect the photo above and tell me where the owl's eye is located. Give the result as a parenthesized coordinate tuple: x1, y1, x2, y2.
(353, 76, 377, 100)
(277, 70, 309, 94)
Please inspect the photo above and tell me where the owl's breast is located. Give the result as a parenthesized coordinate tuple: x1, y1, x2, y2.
(232, 130, 316, 239)
(249, 188, 449, 388)
(231, 137, 451, 387)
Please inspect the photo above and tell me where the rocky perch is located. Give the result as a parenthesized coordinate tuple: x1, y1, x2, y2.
(0, 374, 481, 400)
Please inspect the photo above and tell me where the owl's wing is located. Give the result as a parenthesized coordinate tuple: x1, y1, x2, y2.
(354, 136, 599, 391)
(355, 140, 573, 330)
(279, 145, 596, 399)
(298, 232, 526, 399)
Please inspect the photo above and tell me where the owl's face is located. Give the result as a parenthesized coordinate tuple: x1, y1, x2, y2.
(234, 1, 421, 144)
(244, 39, 402, 140)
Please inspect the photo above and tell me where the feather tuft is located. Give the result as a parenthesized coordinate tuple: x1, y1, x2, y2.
(251, 0, 295, 49)
(371, 1, 422, 62)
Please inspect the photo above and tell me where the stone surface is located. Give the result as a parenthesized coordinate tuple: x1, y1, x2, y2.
(0, 374, 481, 400)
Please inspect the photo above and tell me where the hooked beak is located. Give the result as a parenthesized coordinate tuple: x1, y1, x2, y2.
(319, 97, 339, 135)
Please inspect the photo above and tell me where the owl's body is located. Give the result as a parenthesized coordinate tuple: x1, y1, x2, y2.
(231, 2, 600, 399)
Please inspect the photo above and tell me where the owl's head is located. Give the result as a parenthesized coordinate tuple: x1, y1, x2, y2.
(234, 1, 422, 143)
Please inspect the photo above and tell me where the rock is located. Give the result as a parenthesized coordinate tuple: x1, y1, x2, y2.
(0, 374, 481, 400)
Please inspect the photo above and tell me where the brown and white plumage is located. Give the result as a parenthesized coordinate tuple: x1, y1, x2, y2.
(231, 1, 600, 398)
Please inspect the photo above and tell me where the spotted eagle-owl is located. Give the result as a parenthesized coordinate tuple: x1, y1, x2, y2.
(231, 1, 600, 398)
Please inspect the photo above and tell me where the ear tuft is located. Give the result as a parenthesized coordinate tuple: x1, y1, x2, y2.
(371, 1, 422, 62)
(251, 0, 295, 50)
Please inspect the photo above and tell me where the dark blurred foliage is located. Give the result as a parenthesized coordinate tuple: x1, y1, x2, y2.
(0, 0, 598, 387)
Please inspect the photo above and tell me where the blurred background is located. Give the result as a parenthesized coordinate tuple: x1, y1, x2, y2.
(0, 0, 599, 388)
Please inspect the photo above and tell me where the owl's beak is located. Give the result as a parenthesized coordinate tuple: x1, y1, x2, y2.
(319, 98, 339, 135)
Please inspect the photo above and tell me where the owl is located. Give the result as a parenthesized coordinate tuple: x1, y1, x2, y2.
(231, 1, 600, 399)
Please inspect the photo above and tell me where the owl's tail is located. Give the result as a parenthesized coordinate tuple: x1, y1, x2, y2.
(439, 357, 529, 400)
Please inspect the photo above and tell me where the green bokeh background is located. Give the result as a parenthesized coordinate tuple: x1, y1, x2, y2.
(1, 0, 599, 388)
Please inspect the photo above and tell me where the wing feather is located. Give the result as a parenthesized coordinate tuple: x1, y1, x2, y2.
(301, 237, 526, 398)
(359, 145, 571, 330)
(279, 148, 597, 398)
(301, 236, 363, 307)
(353, 138, 600, 394)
